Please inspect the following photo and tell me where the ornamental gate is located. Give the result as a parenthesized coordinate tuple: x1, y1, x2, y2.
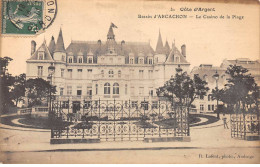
(230, 112, 260, 140)
(50, 99, 189, 142)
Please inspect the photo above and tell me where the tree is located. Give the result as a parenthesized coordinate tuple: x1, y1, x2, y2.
(156, 68, 209, 108)
(10, 73, 26, 106)
(25, 78, 56, 107)
(0, 57, 15, 113)
(220, 65, 259, 113)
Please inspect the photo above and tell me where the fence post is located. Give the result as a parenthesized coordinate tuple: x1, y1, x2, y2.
(113, 98, 116, 141)
(98, 98, 100, 139)
(159, 99, 161, 137)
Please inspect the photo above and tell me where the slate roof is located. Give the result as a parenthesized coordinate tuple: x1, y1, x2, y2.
(66, 41, 155, 64)
(28, 42, 54, 61)
(165, 44, 188, 64)
(48, 36, 56, 57)
(55, 28, 66, 52)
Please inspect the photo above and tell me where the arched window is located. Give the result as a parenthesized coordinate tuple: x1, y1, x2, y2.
(69, 57, 73, 63)
(118, 70, 121, 78)
(104, 83, 110, 94)
(113, 83, 119, 94)
(109, 70, 114, 78)
(89, 58, 93, 63)
(101, 70, 104, 77)
(78, 57, 83, 63)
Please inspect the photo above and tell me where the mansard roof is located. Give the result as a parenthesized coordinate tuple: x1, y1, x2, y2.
(28, 42, 54, 61)
(66, 41, 155, 57)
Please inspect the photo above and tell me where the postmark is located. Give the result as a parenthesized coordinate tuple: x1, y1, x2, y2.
(1, 0, 57, 35)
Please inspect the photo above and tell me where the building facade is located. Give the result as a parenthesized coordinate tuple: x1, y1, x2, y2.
(220, 58, 260, 85)
(26, 24, 190, 109)
(190, 64, 226, 113)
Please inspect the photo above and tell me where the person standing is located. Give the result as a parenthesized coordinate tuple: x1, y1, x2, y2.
(222, 114, 229, 129)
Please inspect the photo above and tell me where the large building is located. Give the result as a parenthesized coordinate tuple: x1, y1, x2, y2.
(190, 64, 226, 113)
(220, 58, 260, 85)
(26, 24, 190, 109)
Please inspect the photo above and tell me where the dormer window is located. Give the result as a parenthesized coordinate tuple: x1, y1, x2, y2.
(78, 57, 83, 63)
(175, 56, 180, 63)
(87, 56, 93, 64)
(38, 52, 44, 60)
(68, 57, 73, 63)
(139, 58, 144, 64)
(148, 58, 153, 64)
(130, 58, 134, 64)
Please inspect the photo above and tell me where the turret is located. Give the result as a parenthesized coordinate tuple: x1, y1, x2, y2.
(155, 29, 164, 54)
(53, 28, 66, 61)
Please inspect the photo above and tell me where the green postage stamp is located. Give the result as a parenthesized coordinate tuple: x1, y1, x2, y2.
(1, 0, 57, 35)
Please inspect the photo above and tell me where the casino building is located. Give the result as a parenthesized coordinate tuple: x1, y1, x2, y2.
(26, 24, 190, 108)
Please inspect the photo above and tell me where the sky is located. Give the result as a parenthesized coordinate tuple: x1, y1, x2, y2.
(1, 0, 259, 75)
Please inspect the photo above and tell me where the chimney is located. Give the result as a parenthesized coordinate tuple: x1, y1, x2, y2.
(31, 40, 36, 55)
(181, 44, 186, 58)
(97, 39, 101, 47)
(121, 40, 125, 50)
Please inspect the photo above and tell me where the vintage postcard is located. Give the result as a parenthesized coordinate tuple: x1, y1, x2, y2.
(0, 0, 259, 164)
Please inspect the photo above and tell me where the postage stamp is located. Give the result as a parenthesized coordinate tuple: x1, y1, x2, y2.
(1, 0, 57, 35)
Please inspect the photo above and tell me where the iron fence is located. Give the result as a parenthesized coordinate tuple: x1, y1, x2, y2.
(50, 99, 189, 141)
(230, 109, 260, 140)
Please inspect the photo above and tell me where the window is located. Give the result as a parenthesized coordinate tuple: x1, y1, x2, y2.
(78, 57, 83, 63)
(38, 53, 44, 60)
(208, 105, 211, 111)
(101, 70, 104, 77)
(125, 84, 127, 95)
(148, 70, 153, 79)
(208, 95, 210, 101)
(95, 84, 98, 95)
(37, 66, 43, 76)
(109, 70, 114, 78)
(88, 57, 93, 63)
(139, 58, 144, 64)
(62, 55, 65, 61)
(132, 101, 138, 108)
(139, 70, 144, 79)
(77, 86, 82, 96)
(148, 58, 153, 64)
(77, 69, 82, 79)
(200, 104, 204, 111)
(152, 101, 158, 109)
(87, 85, 92, 96)
(87, 69, 92, 78)
(149, 87, 153, 96)
(68, 57, 73, 63)
(68, 69, 72, 79)
(212, 105, 215, 111)
(104, 83, 110, 94)
(113, 83, 119, 94)
(200, 95, 204, 100)
(67, 86, 72, 95)
(61, 69, 64, 78)
(130, 87, 135, 96)
(118, 70, 121, 78)
(60, 88, 64, 96)
(130, 58, 134, 64)
(139, 87, 144, 96)
(141, 101, 148, 110)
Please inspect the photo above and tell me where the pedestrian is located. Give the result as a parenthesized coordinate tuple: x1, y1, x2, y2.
(222, 114, 229, 129)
